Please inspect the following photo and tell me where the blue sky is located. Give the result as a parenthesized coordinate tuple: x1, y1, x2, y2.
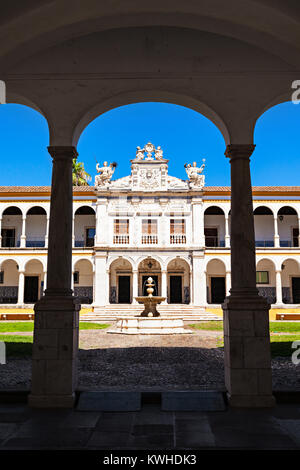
(0, 101, 299, 186)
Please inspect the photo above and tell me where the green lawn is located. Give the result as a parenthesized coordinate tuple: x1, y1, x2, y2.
(0, 321, 110, 333)
(190, 321, 300, 333)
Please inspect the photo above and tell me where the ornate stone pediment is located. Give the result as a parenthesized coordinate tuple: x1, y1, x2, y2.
(94, 143, 206, 193)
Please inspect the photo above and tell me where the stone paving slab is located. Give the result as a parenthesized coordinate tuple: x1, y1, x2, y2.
(162, 391, 226, 411)
(0, 403, 299, 449)
(77, 391, 141, 411)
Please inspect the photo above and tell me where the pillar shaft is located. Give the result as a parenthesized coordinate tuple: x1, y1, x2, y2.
(0, 218, 2, 248)
(225, 216, 230, 247)
(132, 270, 138, 303)
(223, 144, 274, 408)
(18, 271, 25, 304)
(46, 147, 76, 295)
(275, 270, 283, 304)
(161, 270, 167, 303)
(20, 216, 26, 248)
(29, 146, 80, 409)
(274, 217, 280, 247)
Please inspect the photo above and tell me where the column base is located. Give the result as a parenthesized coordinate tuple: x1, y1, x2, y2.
(227, 393, 275, 408)
(28, 393, 76, 408)
(29, 294, 80, 409)
(223, 290, 274, 408)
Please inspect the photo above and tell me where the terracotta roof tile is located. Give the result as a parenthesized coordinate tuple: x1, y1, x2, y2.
(0, 185, 299, 193)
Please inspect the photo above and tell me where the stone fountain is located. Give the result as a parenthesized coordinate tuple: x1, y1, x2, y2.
(109, 277, 192, 334)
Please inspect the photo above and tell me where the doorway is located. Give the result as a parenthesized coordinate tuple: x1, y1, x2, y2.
(118, 275, 131, 303)
(169, 275, 183, 303)
(24, 276, 39, 303)
(292, 277, 300, 303)
(211, 277, 226, 304)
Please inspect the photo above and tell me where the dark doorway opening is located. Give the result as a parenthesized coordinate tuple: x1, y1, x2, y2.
(169, 275, 183, 303)
(24, 276, 39, 303)
(211, 277, 225, 304)
(292, 277, 300, 303)
(142, 275, 158, 296)
(118, 275, 131, 303)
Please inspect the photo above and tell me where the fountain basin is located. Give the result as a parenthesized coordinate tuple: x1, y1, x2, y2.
(108, 316, 193, 335)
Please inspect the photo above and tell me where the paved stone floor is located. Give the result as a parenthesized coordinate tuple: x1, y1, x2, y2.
(0, 402, 300, 449)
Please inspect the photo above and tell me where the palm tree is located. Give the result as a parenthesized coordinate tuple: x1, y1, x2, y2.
(72, 158, 91, 186)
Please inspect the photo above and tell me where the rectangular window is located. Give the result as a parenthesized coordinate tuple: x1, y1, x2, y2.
(256, 271, 269, 284)
(142, 219, 157, 234)
(114, 219, 129, 234)
(73, 271, 79, 284)
(85, 227, 95, 247)
(170, 219, 185, 234)
(0, 271, 4, 284)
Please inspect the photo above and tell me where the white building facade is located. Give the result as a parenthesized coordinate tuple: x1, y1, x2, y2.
(0, 143, 300, 312)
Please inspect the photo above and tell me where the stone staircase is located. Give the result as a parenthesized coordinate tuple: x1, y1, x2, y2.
(81, 304, 221, 321)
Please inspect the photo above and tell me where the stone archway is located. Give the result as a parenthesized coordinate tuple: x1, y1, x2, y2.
(167, 258, 190, 304)
(109, 258, 133, 304)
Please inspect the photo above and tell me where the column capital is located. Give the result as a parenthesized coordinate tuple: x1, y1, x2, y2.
(47, 146, 78, 161)
(225, 144, 256, 161)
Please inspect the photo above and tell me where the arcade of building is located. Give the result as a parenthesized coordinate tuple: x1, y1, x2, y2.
(0, 144, 300, 318)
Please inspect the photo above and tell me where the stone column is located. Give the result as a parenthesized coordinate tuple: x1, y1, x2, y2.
(223, 144, 274, 407)
(17, 271, 25, 305)
(298, 217, 300, 247)
(193, 254, 206, 306)
(28, 146, 80, 409)
(189, 270, 193, 304)
(161, 269, 167, 303)
(274, 216, 280, 248)
(20, 216, 26, 248)
(45, 216, 50, 248)
(226, 270, 231, 296)
(275, 270, 283, 305)
(132, 270, 138, 303)
(225, 216, 230, 247)
(92, 268, 96, 304)
(94, 254, 107, 306)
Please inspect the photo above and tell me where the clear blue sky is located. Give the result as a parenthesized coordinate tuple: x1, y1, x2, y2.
(0, 101, 299, 186)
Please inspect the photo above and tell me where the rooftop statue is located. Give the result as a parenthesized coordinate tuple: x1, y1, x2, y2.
(134, 142, 165, 161)
(95, 161, 117, 188)
(184, 159, 206, 189)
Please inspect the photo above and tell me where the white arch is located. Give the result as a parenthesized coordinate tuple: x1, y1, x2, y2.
(24, 257, 47, 272)
(165, 256, 191, 270)
(136, 254, 164, 271)
(73, 90, 230, 147)
(73, 257, 94, 271)
(204, 204, 226, 216)
(253, 204, 274, 215)
(256, 257, 276, 270)
(280, 257, 300, 272)
(73, 204, 96, 216)
(25, 205, 48, 217)
(0, 257, 20, 271)
(277, 204, 299, 218)
(1, 204, 25, 218)
(204, 257, 228, 272)
(107, 255, 134, 271)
